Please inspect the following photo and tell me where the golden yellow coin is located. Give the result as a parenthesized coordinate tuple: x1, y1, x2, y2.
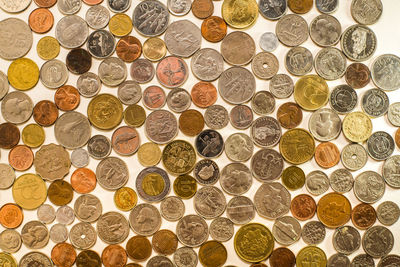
(281, 166, 305, 190)
(88, 94, 123, 130)
(234, 223, 274, 263)
(109, 13, 133, 37)
(142, 173, 165, 196)
(12, 173, 47, 210)
(37, 36, 60, 60)
(114, 187, 138, 211)
(296, 246, 327, 267)
(124, 104, 146, 127)
(162, 140, 196, 175)
(137, 142, 162, 167)
(143, 37, 167, 61)
(22, 123, 45, 148)
(7, 58, 39, 91)
(294, 75, 329, 111)
(0, 252, 17, 267)
(173, 174, 197, 199)
(222, 0, 258, 29)
(342, 111, 373, 143)
(279, 128, 315, 165)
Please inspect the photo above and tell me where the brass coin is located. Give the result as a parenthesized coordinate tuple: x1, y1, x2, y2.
(179, 109, 205, 136)
(8, 58, 39, 91)
(173, 174, 197, 199)
(222, 0, 258, 29)
(296, 246, 327, 267)
(37, 36, 60, 60)
(280, 128, 315, 165)
(126, 235, 152, 261)
(109, 14, 133, 37)
(143, 37, 167, 62)
(22, 123, 45, 148)
(12, 173, 47, 210)
(0, 253, 17, 267)
(162, 140, 196, 175)
(396, 128, 400, 149)
(288, 0, 313, 14)
(294, 75, 329, 111)
(199, 240, 227, 267)
(137, 142, 162, 167)
(114, 187, 138, 211)
(142, 173, 165, 196)
(152, 229, 178, 255)
(124, 104, 146, 127)
(317, 192, 351, 228)
(88, 94, 123, 130)
(342, 111, 373, 143)
(48, 180, 74, 206)
(281, 166, 305, 190)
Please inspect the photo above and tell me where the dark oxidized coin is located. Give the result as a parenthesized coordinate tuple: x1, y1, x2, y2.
(76, 250, 101, 267)
(0, 123, 20, 149)
(329, 84, 358, 114)
(195, 129, 224, 158)
(107, 0, 131, 13)
(230, 105, 253, 130)
(194, 159, 219, 185)
(66, 48, 92, 75)
(87, 30, 116, 59)
(269, 247, 295, 267)
(345, 63, 371, 89)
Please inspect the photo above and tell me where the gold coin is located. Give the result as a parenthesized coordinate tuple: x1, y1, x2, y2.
(12, 173, 47, 210)
(162, 140, 196, 175)
(137, 142, 162, 167)
(296, 246, 327, 267)
(173, 174, 197, 199)
(88, 94, 123, 130)
(37, 36, 60, 60)
(0, 252, 17, 267)
(22, 123, 45, 148)
(294, 75, 329, 111)
(142, 173, 165, 196)
(342, 111, 373, 142)
(143, 37, 167, 61)
(124, 104, 146, 127)
(317, 192, 351, 228)
(199, 241, 227, 267)
(114, 187, 138, 211)
(109, 13, 133, 37)
(8, 58, 39, 91)
(234, 223, 274, 263)
(281, 166, 305, 190)
(222, 0, 258, 29)
(279, 128, 315, 165)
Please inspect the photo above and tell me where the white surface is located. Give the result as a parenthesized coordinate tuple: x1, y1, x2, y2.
(0, 0, 400, 266)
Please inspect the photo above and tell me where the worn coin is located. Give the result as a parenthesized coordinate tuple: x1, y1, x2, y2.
(351, 203, 376, 230)
(74, 194, 102, 223)
(97, 211, 129, 244)
(56, 15, 88, 49)
(167, 88, 191, 113)
(288, 0, 312, 13)
(129, 203, 161, 236)
(194, 186, 226, 219)
(160, 196, 185, 222)
(1, 91, 33, 124)
(0, 229, 22, 253)
(362, 226, 394, 258)
(330, 169, 354, 193)
(87, 135, 112, 160)
(137, 142, 161, 167)
(378, 255, 400, 267)
(226, 196, 255, 224)
(176, 214, 208, 247)
(147, 256, 174, 267)
(222, 0, 258, 28)
(254, 182, 290, 219)
(366, 131, 394, 160)
(259, 32, 279, 52)
(301, 221, 326, 245)
(88, 94, 123, 130)
(309, 108, 341, 141)
(0, 18, 32, 60)
(377, 201, 400, 226)
(258, 0, 287, 20)
(0, 163, 15, 189)
(21, 221, 49, 249)
(294, 74, 329, 110)
(270, 73, 294, 98)
(291, 194, 316, 221)
(194, 159, 219, 185)
(124, 105, 146, 127)
(342, 111, 372, 142)
(143, 37, 167, 62)
(71, 149, 89, 168)
(101, 244, 127, 267)
(351, 254, 375, 267)
(272, 216, 301, 245)
(162, 139, 196, 174)
(221, 31, 255, 66)
(354, 171, 385, 203)
(225, 133, 253, 162)
(87, 30, 115, 59)
(269, 247, 295, 267)
(330, 84, 358, 114)
(285, 46, 313, 76)
(48, 180, 73, 206)
(174, 247, 198, 267)
(20, 252, 52, 267)
(86, 5, 110, 29)
(251, 148, 283, 182)
(333, 225, 361, 255)
(327, 253, 350, 267)
(191, 48, 224, 82)
(280, 128, 315, 165)
(96, 157, 129, 190)
(317, 192, 351, 228)
(164, 20, 201, 58)
(173, 174, 197, 199)
(351, 0, 382, 25)
(126, 235, 151, 261)
(111, 126, 140, 156)
(310, 14, 341, 47)
(296, 246, 327, 267)
(77, 72, 102, 98)
(340, 144, 367, 171)
(277, 102, 302, 129)
(209, 217, 234, 242)
(345, 62, 371, 89)
(130, 58, 155, 84)
(361, 88, 389, 118)
(199, 240, 227, 267)
(218, 66, 255, 104)
(191, 81, 218, 108)
(49, 223, 68, 243)
(230, 105, 253, 130)
(0, 203, 23, 229)
(341, 24, 377, 62)
(281, 166, 305, 190)
(371, 54, 400, 91)
(0, 123, 19, 150)
(168, 0, 191, 15)
(70, 222, 97, 249)
(152, 229, 178, 255)
(56, 205, 75, 225)
(98, 57, 127, 87)
(276, 14, 308, 46)
(387, 102, 400, 126)
(204, 105, 229, 130)
(142, 85, 166, 109)
(251, 91, 275, 115)
(383, 155, 400, 188)
(315, 47, 347, 80)
(156, 56, 188, 88)
(54, 111, 91, 149)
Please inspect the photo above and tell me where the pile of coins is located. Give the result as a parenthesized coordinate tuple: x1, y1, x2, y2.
(0, 0, 399, 266)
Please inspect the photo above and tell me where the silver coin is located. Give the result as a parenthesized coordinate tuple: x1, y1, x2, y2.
(167, 0, 191, 16)
(341, 24, 377, 62)
(147, 256, 174, 267)
(55, 15, 89, 49)
(367, 131, 394, 161)
(194, 159, 219, 185)
(129, 203, 161, 236)
(230, 105, 253, 130)
(86, 5, 110, 29)
(58, 0, 81, 15)
(96, 157, 129, 190)
(220, 163, 252, 196)
(191, 48, 224, 81)
(251, 52, 279, 80)
(37, 204, 56, 224)
(174, 247, 198, 267)
(310, 14, 341, 47)
(130, 58, 155, 84)
(333, 225, 361, 255)
(70, 222, 97, 249)
(145, 109, 178, 144)
(176, 214, 208, 247)
(259, 32, 279, 52)
(269, 73, 294, 98)
(0, 229, 21, 253)
(164, 19, 201, 57)
(354, 171, 385, 203)
(308, 108, 341, 141)
(378, 255, 400, 267)
(0, 71, 9, 100)
(362, 226, 394, 258)
(258, 0, 287, 20)
(330, 84, 358, 114)
(74, 194, 102, 223)
(209, 217, 234, 242)
(0, 0, 31, 13)
(1, 91, 33, 124)
(87, 135, 112, 160)
(194, 186, 226, 219)
(305, 170, 329, 196)
(54, 111, 91, 149)
(251, 90, 275, 116)
(285, 46, 313, 76)
(40, 59, 69, 89)
(77, 72, 102, 98)
(19, 252, 52, 267)
(251, 148, 283, 182)
(315, 47, 347, 80)
(301, 221, 326, 245)
(225, 133, 253, 162)
(56, 205, 75, 225)
(330, 169, 354, 193)
(0, 163, 15, 189)
(254, 182, 290, 219)
(351, 254, 374, 267)
(328, 253, 350, 267)
(87, 29, 115, 59)
(133, 0, 169, 37)
(221, 31, 255, 66)
(98, 57, 127, 87)
(218, 66, 255, 104)
(341, 143, 368, 171)
(226, 196, 255, 225)
(371, 54, 400, 91)
(97, 211, 129, 244)
(136, 166, 170, 202)
(21, 221, 49, 249)
(71, 148, 89, 168)
(376, 201, 400, 226)
(34, 143, 71, 181)
(272, 216, 301, 246)
(160, 196, 185, 222)
(107, 0, 131, 12)
(117, 80, 142, 105)
(204, 105, 229, 130)
(387, 102, 400, 126)
(0, 18, 32, 60)
(276, 14, 308, 47)
(167, 88, 191, 113)
(49, 223, 68, 243)
(316, 0, 338, 14)
(195, 129, 224, 158)
(361, 88, 389, 118)
(351, 0, 382, 25)
(251, 116, 281, 147)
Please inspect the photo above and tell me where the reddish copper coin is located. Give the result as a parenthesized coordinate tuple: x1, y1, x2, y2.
(0, 203, 23, 229)
(277, 102, 303, 129)
(351, 203, 377, 230)
(111, 126, 140, 156)
(33, 100, 59, 127)
(315, 142, 340, 168)
(51, 243, 77, 267)
(70, 167, 97, 194)
(34, 0, 56, 8)
(116, 36, 142, 63)
(55, 85, 80, 111)
(8, 145, 34, 171)
(179, 109, 205, 136)
(66, 48, 92, 75)
(126, 236, 152, 261)
(152, 229, 178, 255)
(192, 0, 214, 19)
(0, 123, 20, 149)
(102, 245, 127, 267)
(395, 128, 400, 148)
(345, 63, 371, 89)
(28, 8, 54, 34)
(269, 247, 296, 267)
(191, 81, 218, 108)
(142, 85, 166, 109)
(83, 0, 104, 5)
(156, 56, 188, 88)
(290, 194, 317, 221)
(230, 105, 253, 130)
(201, 16, 227, 43)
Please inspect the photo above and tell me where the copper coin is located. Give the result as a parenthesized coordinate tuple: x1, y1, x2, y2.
(116, 36, 142, 63)
(142, 85, 166, 109)
(130, 58, 155, 84)
(28, 8, 54, 34)
(51, 243, 77, 267)
(315, 142, 340, 168)
(290, 194, 317, 221)
(8, 145, 34, 171)
(251, 264, 268, 267)
(0, 203, 23, 229)
(179, 109, 205, 136)
(269, 247, 296, 267)
(192, 0, 214, 19)
(102, 245, 127, 267)
(345, 63, 371, 89)
(201, 16, 227, 43)
(152, 229, 178, 255)
(66, 48, 92, 75)
(191, 81, 218, 108)
(230, 105, 253, 130)
(396, 128, 400, 148)
(33, 100, 59, 127)
(156, 56, 188, 88)
(126, 236, 151, 261)
(277, 102, 303, 129)
(83, 0, 103, 5)
(76, 250, 102, 267)
(71, 167, 97, 194)
(288, 0, 313, 14)
(351, 203, 376, 230)
(0, 123, 20, 149)
(34, 0, 56, 7)
(48, 180, 74, 206)
(55, 85, 81, 111)
(111, 126, 140, 156)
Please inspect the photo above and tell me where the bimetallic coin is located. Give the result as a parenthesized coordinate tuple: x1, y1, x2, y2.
(219, 67, 256, 104)
(49, 223, 68, 243)
(156, 56, 188, 88)
(383, 155, 400, 187)
(164, 20, 201, 57)
(276, 14, 308, 46)
(204, 105, 229, 130)
(259, 32, 279, 52)
(230, 105, 253, 130)
(88, 94, 123, 130)
(341, 24, 377, 62)
(0, 229, 21, 253)
(129, 203, 161, 236)
(345, 62, 371, 89)
(330, 169, 354, 193)
(20, 252, 52, 267)
(87, 30, 115, 59)
(77, 72, 102, 98)
(166, 88, 191, 113)
(377, 201, 400, 226)
(270, 73, 294, 99)
(225, 133, 253, 162)
(361, 88, 389, 118)
(371, 54, 400, 91)
(160, 196, 185, 222)
(251, 52, 279, 79)
(254, 182, 290, 219)
(194, 159, 219, 185)
(354, 171, 385, 203)
(55, 15, 89, 49)
(98, 57, 127, 87)
(294, 75, 329, 110)
(309, 108, 341, 141)
(258, 0, 287, 20)
(280, 128, 315, 165)
(342, 112, 372, 142)
(136, 167, 170, 202)
(173, 174, 197, 199)
(70, 222, 97, 249)
(54, 111, 91, 149)
(86, 5, 110, 29)
(21, 221, 49, 249)
(222, 0, 258, 28)
(315, 47, 347, 80)
(132, 0, 169, 37)
(221, 31, 255, 66)
(272, 216, 301, 246)
(301, 221, 326, 245)
(333, 226, 361, 255)
(296, 246, 327, 267)
(251, 91, 275, 115)
(74, 194, 102, 223)
(362, 226, 394, 258)
(168, 0, 191, 15)
(194, 186, 226, 219)
(310, 14, 341, 47)
(97, 212, 129, 244)
(0, 18, 32, 60)
(367, 131, 394, 160)
(317, 192, 351, 228)
(191, 48, 224, 82)
(87, 135, 112, 160)
(285, 46, 313, 76)
(351, 0, 382, 25)
(209, 217, 234, 242)
(327, 253, 350, 267)
(341, 143, 367, 171)
(352, 203, 376, 230)
(330, 85, 358, 114)
(96, 157, 129, 190)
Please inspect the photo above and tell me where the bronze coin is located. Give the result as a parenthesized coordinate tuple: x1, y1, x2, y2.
(29, 8, 54, 34)
(102, 245, 127, 267)
(125, 264, 142, 267)
(345, 63, 371, 89)
(179, 109, 205, 136)
(351, 203, 376, 230)
(142, 85, 166, 109)
(126, 236, 152, 261)
(34, 0, 56, 8)
(156, 56, 188, 88)
(116, 36, 142, 63)
(191, 81, 218, 108)
(55, 85, 80, 111)
(152, 229, 178, 255)
(0, 123, 20, 149)
(288, 0, 313, 14)
(201, 16, 227, 43)
(8, 145, 34, 171)
(83, 0, 104, 5)
(48, 180, 74, 206)
(269, 247, 296, 267)
(290, 194, 317, 221)
(0, 203, 23, 229)
(250, 264, 268, 267)
(71, 168, 97, 194)
(277, 102, 303, 129)
(192, 0, 214, 19)
(66, 48, 92, 75)
(76, 250, 102, 267)
(33, 100, 59, 127)
(314, 142, 340, 169)
(51, 243, 76, 267)
(230, 105, 253, 130)
(396, 128, 400, 148)
(111, 126, 140, 156)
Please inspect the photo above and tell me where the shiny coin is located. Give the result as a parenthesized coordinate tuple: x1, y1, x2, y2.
(8, 145, 34, 171)
(116, 36, 142, 63)
(132, 0, 169, 37)
(258, 0, 287, 20)
(8, 58, 39, 91)
(143, 37, 167, 62)
(70, 168, 96, 194)
(345, 62, 371, 89)
(114, 187, 137, 211)
(341, 143, 368, 171)
(29, 8, 54, 34)
(160, 196, 185, 222)
(191, 81, 218, 108)
(285, 46, 313, 76)
(136, 167, 170, 202)
(166, 88, 191, 113)
(259, 32, 279, 52)
(0, 203, 23, 229)
(280, 128, 315, 165)
(96, 157, 129, 190)
(162, 140, 196, 175)
(342, 111, 372, 142)
(12, 174, 47, 210)
(315, 47, 347, 80)
(371, 54, 400, 91)
(56, 15, 88, 49)
(310, 14, 341, 46)
(195, 129, 224, 158)
(225, 133, 253, 162)
(222, 0, 258, 28)
(294, 75, 329, 110)
(201, 16, 227, 43)
(351, 0, 382, 25)
(254, 182, 290, 219)
(281, 166, 305, 190)
(317, 192, 351, 228)
(55, 85, 80, 111)
(88, 94, 123, 130)
(296, 246, 327, 267)
(377, 201, 400, 226)
(366, 131, 394, 160)
(361, 88, 389, 118)
(173, 174, 197, 199)
(85, 5, 110, 29)
(329, 84, 358, 114)
(272, 216, 301, 245)
(341, 24, 377, 62)
(129, 203, 161, 236)
(221, 31, 255, 66)
(276, 14, 308, 46)
(301, 221, 326, 245)
(309, 108, 341, 141)
(194, 159, 219, 185)
(329, 168, 354, 193)
(354, 171, 385, 203)
(109, 13, 132, 37)
(168, 0, 191, 16)
(315, 142, 341, 169)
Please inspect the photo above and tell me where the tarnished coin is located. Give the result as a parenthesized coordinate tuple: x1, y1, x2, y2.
(132, 0, 169, 37)
(97, 212, 129, 244)
(21, 221, 49, 249)
(341, 143, 367, 171)
(156, 56, 188, 88)
(351, 0, 382, 25)
(230, 105, 253, 130)
(276, 14, 308, 46)
(301, 221, 326, 245)
(0, 123, 19, 150)
(251, 52, 279, 79)
(130, 58, 155, 84)
(362, 226, 394, 258)
(296, 246, 327, 267)
(316, 0, 338, 13)
(74, 194, 102, 223)
(48, 180, 73, 206)
(280, 128, 315, 165)
(377, 201, 400, 226)
(20, 252, 52, 267)
(129, 203, 161, 236)
(309, 108, 341, 141)
(142, 85, 166, 109)
(352, 203, 376, 230)
(58, 0, 81, 14)
(199, 241, 227, 267)
(0, 18, 32, 60)
(70, 222, 97, 249)
(145, 110, 178, 144)
(107, 0, 130, 12)
(54, 111, 91, 149)
(218, 67, 255, 104)
(50, 223, 68, 243)
(195, 129, 224, 158)
(371, 54, 400, 91)
(317, 192, 351, 228)
(152, 229, 178, 255)
(0, 229, 22, 253)
(341, 24, 377, 62)
(251, 148, 283, 182)
(192, 0, 213, 18)
(173, 174, 197, 199)
(164, 20, 201, 58)
(160, 196, 185, 222)
(98, 57, 127, 87)
(258, 0, 287, 20)
(34, 143, 70, 181)
(270, 74, 294, 99)
(136, 166, 170, 202)
(174, 247, 198, 267)
(254, 182, 290, 219)
(281, 166, 305, 190)
(269, 247, 296, 267)
(310, 14, 341, 47)
(361, 88, 389, 117)
(221, 0, 258, 28)
(226, 196, 255, 225)
(194, 159, 219, 185)
(277, 102, 302, 129)
(251, 116, 281, 147)
(294, 75, 329, 111)
(87, 135, 112, 160)
(111, 126, 140, 155)
(86, 5, 110, 29)
(204, 105, 229, 130)
(330, 169, 354, 193)
(191, 48, 224, 82)
(176, 214, 208, 247)
(259, 32, 279, 52)
(342, 112, 372, 142)
(345, 62, 371, 89)
(143, 37, 167, 62)
(0, 164, 15, 189)
(221, 31, 255, 66)
(168, 0, 191, 15)
(71, 149, 89, 168)
(88, 94, 123, 130)
(285, 46, 313, 76)
(162, 139, 196, 175)
(378, 255, 400, 267)
(315, 47, 347, 80)
(96, 157, 129, 190)
(37, 204, 55, 224)
(194, 186, 226, 219)
(225, 133, 253, 162)
(1, 91, 33, 124)
(147, 256, 174, 267)
(167, 88, 191, 113)
(354, 171, 385, 203)
(56, 205, 75, 225)
(329, 84, 358, 114)
(87, 30, 115, 59)
(272, 216, 301, 245)
(56, 15, 89, 49)
(327, 253, 350, 267)
(366, 131, 394, 160)
(288, 0, 312, 13)
(101, 244, 127, 267)
(333, 225, 361, 255)
(77, 72, 101, 98)
(125, 235, 151, 261)
(32, 100, 58, 127)
(251, 91, 275, 115)
(209, 217, 234, 242)
(351, 254, 374, 267)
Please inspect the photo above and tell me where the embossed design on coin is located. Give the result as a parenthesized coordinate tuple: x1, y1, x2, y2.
(341, 24, 377, 62)
(354, 171, 385, 203)
(176, 214, 208, 247)
(133, 0, 169, 37)
(96, 157, 129, 190)
(219, 67, 256, 104)
(74, 194, 102, 223)
(301, 221, 326, 245)
(276, 14, 308, 46)
(362, 226, 394, 258)
(97, 212, 129, 244)
(55, 111, 91, 149)
(21, 221, 49, 249)
(210, 217, 234, 242)
(371, 54, 400, 91)
(251, 148, 283, 182)
(194, 186, 226, 219)
(129, 203, 161, 236)
(254, 182, 290, 219)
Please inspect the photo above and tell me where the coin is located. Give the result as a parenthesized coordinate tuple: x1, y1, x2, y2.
(327, 254, 350, 267)
(362, 226, 394, 258)
(351, 0, 382, 25)
(219, 67, 256, 104)
(277, 102, 302, 129)
(316, 0, 338, 13)
(269, 247, 295, 267)
(49, 223, 68, 243)
(160, 196, 185, 222)
(77, 72, 101, 98)
(48, 180, 74, 206)
(97, 212, 129, 244)
(129, 203, 161, 236)
(378, 255, 400, 267)
(126, 235, 151, 261)
(301, 221, 326, 245)
(221, 31, 255, 66)
(315, 47, 347, 80)
(354, 171, 385, 203)
(342, 112, 372, 142)
(152, 229, 178, 255)
(226, 196, 255, 224)
(111, 126, 140, 156)
(191, 82, 217, 108)
(371, 54, 400, 91)
(143, 37, 167, 61)
(37, 204, 55, 224)
(294, 75, 329, 110)
(85, 5, 110, 29)
(258, 0, 287, 20)
(76, 250, 101, 267)
(345, 62, 371, 89)
(70, 149, 89, 168)
(280, 128, 315, 165)
(132, 0, 169, 37)
(98, 57, 127, 86)
(74, 194, 102, 223)
(201, 16, 227, 43)
(225, 133, 253, 162)
(329, 168, 354, 193)
(252, 52, 279, 79)
(195, 129, 224, 158)
(54, 111, 91, 149)
(1, 91, 33, 124)
(0, 229, 21, 253)
(8, 145, 33, 171)
(194, 186, 226, 219)
(315, 142, 340, 168)
(0, 123, 19, 149)
(116, 36, 142, 62)
(21, 124, 45, 148)
(204, 105, 229, 130)
(272, 216, 301, 245)
(12, 173, 47, 210)
(351, 203, 376, 230)
(130, 58, 155, 84)
(101, 245, 127, 267)
(21, 220, 49, 249)
(251, 91, 275, 115)
(113, 187, 137, 212)
(8, 58, 39, 91)
(306, 170, 330, 196)
(156, 56, 188, 88)
(142, 85, 166, 109)
(341, 24, 377, 62)
(137, 142, 161, 167)
(329, 85, 358, 114)
(51, 243, 76, 267)
(87, 135, 112, 160)
(191, 48, 224, 82)
(317, 192, 351, 228)
(166, 88, 191, 113)
(107, 0, 130, 12)
(40, 59, 68, 89)
(70, 222, 97, 249)
(55, 85, 80, 111)
(56, 205, 75, 225)
(285, 46, 313, 76)
(199, 241, 227, 267)
(20, 252, 52, 267)
(367, 131, 394, 160)
(310, 15, 341, 47)
(276, 14, 308, 46)
(251, 116, 281, 148)
(192, 0, 213, 18)
(109, 13, 132, 37)
(254, 182, 290, 219)
(96, 157, 129, 190)
(88, 94, 123, 130)
(162, 139, 196, 175)
(291, 194, 316, 221)
(259, 32, 279, 52)
(387, 102, 400, 126)
(34, 0, 56, 7)
(332, 225, 361, 255)
(66, 49, 92, 75)
(361, 88, 389, 118)
(173, 174, 197, 199)
(136, 167, 170, 202)
(56, 15, 88, 49)
(0, 18, 32, 60)
(0, 164, 15, 190)
(230, 105, 253, 130)
(29, 8, 54, 34)
(209, 217, 234, 242)
(0, 203, 23, 229)
(222, 0, 258, 28)
(288, 0, 312, 13)
(58, 0, 81, 14)
(281, 166, 305, 190)
(296, 246, 327, 267)
(147, 256, 174, 267)
(377, 201, 400, 226)
(178, 110, 204, 137)
(168, 0, 191, 16)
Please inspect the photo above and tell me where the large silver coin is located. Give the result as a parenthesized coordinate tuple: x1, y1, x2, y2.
(258, 0, 287, 20)
(314, 47, 347, 80)
(362, 226, 394, 258)
(54, 111, 91, 149)
(366, 131, 394, 161)
(176, 214, 208, 247)
(276, 14, 308, 47)
(361, 88, 389, 118)
(1, 91, 33, 124)
(0, 0, 31, 13)
(254, 182, 290, 219)
(129, 203, 161, 236)
(96, 157, 129, 190)
(371, 54, 400, 91)
(341, 24, 377, 62)
(98, 57, 127, 87)
(309, 14, 341, 47)
(225, 133, 253, 162)
(218, 67, 255, 104)
(56, 15, 89, 49)
(226, 196, 255, 225)
(0, 18, 32, 60)
(19, 252, 52, 267)
(21, 221, 49, 249)
(132, 0, 169, 37)
(308, 108, 341, 141)
(333, 225, 361, 255)
(164, 20, 201, 58)
(351, 0, 382, 25)
(354, 171, 385, 203)
(97, 212, 129, 244)
(194, 186, 226, 219)
(285, 46, 313, 76)
(191, 48, 224, 81)
(251, 148, 283, 182)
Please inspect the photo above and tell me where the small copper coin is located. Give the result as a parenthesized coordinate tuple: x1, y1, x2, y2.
(192, 0, 214, 19)
(345, 63, 371, 89)
(191, 81, 218, 108)
(351, 203, 376, 230)
(71, 168, 97, 194)
(51, 243, 77, 267)
(142, 85, 166, 109)
(230, 105, 253, 130)
(269, 247, 296, 267)
(102, 245, 127, 267)
(29, 8, 54, 34)
(116, 36, 142, 63)
(152, 229, 178, 255)
(55, 85, 80, 111)
(126, 236, 152, 261)
(290, 194, 317, 221)
(201, 16, 227, 43)
(315, 142, 340, 169)
(33, 100, 59, 127)
(83, 0, 103, 5)
(0, 123, 20, 149)
(396, 128, 400, 148)
(179, 109, 205, 136)
(8, 145, 34, 171)
(111, 126, 140, 156)
(288, 0, 313, 14)
(48, 180, 74, 206)
(199, 241, 227, 267)
(0, 203, 23, 229)
(156, 56, 188, 88)
(66, 48, 92, 75)
(34, 0, 56, 7)
(277, 102, 303, 129)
